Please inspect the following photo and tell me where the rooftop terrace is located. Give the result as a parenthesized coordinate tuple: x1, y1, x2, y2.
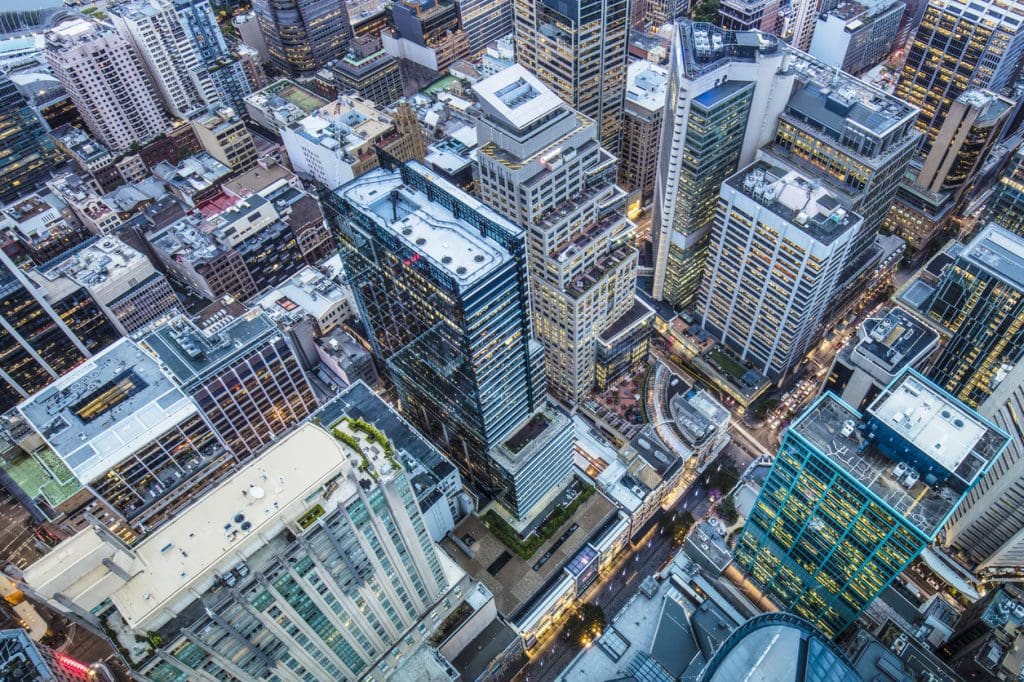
(727, 160, 860, 244)
(18, 341, 195, 484)
(849, 306, 939, 375)
(473, 65, 564, 130)
(338, 166, 516, 287)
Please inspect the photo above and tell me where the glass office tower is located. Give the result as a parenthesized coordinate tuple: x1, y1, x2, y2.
(735, 369, 1009, 637)
(0, 74, 61, 204)
(922, 225, 1024, 408)
(324, 161, 557, 502)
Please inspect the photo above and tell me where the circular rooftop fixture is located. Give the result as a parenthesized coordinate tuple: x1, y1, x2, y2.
(456, 266, 467, 275)
(250, 486, 265, 500)
(241, 521, 252, 531)
(416, 238, 426, 246)
(233, 513, 245, 523)
(442, 256, 452, 264)
(474, 255, 485, 263)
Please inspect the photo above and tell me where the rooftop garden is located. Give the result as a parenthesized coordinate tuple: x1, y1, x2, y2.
(330, 417, 400, 480)
(504, 413, 551, 454)
(482, 484, 595, 560)
(705, 346, 747, 381)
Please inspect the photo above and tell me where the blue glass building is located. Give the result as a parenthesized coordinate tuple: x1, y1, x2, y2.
(735, 369, 1009, 637)
(325, 162, 571, 517)
(0, 74, 61, 204)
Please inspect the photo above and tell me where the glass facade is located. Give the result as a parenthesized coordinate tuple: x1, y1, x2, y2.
(0, 75, 61, 204)
(735, 425, 922, 637)
(984, 147, 1024, 237)
(923, 243, 1024, 407)
(325, 163, 543, 492)
(252, 0, 352, 77)
(0, 256, 91, 413)
(140, 473, 449, 681)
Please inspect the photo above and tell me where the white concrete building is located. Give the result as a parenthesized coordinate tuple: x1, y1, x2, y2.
(110, 0, 217, 118)
(697, 159, 860, 381)
(44, 18, 167, 152)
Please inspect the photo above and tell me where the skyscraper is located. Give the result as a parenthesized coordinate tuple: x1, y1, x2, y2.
(885, 88, 1013, 251)
(44, 18, 167, 152)
(110, 0, 218, 119)
(920, 224, 1024, 407)
(325, 161, 572, 519)
(475, 65, 639, 405)
(0, 629, 101, 681)
(943, 359, 1024, 579)
(735, 369, 1009, 637)
(0, 74, 61, 204)
(895, 0, 1024, 155)
(982, 145, 1024, 237)
(697, 159, 859, 382)
(651, 23, 785, 307)
(456, 0, 514, 55)
(253, 0, 353, 77)
(17, 421, 466, 680)
(809, 0, 906, 75)
(619, 61, 668, 212)
(174, 0, 258, 113)
(652, 22, 919, 307)
(514, 0, 629, 152)
(0, 250, 98, 413)
(141, 310, 320, 459)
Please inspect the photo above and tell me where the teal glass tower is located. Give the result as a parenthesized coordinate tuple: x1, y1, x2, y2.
(735, 369, 1009, 637)
(0, 74, 61, 204)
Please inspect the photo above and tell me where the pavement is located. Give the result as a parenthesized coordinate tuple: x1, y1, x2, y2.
(0, 489, 45, 571)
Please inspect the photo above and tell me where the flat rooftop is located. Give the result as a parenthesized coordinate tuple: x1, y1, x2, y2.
(141, 311, 277, 386)
(22, 424, 369, 631)
(852, 306, 939, 374)
(38, 235, 150, 287)
(255, 265, 350, 321)
(625, 60, 668, 113)
(727, 160, 860, 245)
(473, 65, 564, 130)
(959, 223, 1024, 291)
(869, 373, 987, 476)
(439, 493, 615, 616)
(793, 379, 1007, 537)
(337, 166, 516, 287)
(18, 341, 195, 484)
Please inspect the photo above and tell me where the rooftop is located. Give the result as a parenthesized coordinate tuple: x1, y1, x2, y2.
(726, 160, 860, 245)
(255, 264, 350, 322)
(38, 235, 151, 288)
(50, 124, 110, 165)
(141, 310, 278, 387)
(245, 79, 327, 127)
(17, 341, 195, 485)
(958, 223, 1024, 291)
(337, 165, 519, 287)
(792, 372, 1008, 536)
(849, 305, 939, 375)
(21, 423, 388, 631)
(288, 96, 393, 156)
(625, 60, 668, 113)
(152, 153, 231, 199)
(473, 65, 564, 130)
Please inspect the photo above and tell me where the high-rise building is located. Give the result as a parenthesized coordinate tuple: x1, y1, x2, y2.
(895, 0, 1024, 155)
(331, 35, 404, 108)
(919, 224, 1024, 407)
(44, 18, 167, 152)
(17, 421, 468, 681)
(141, 310, 319, 459)
(886, 88, 1013, 251)
(982, 145, 1024, 237)
(735, 369, 1010, 637)
(943, 359, 1024, 579)
(17, 340, 235, 539)
(514, 0, 629, 152)
(325, 160, 573, 519)
(110, 0, 217, 119)
(651, 23, 786, 308)
(718, 0, 780, 31)
(809, 1, 906, 75)
(0, 74, 61, 204)
(938, 586, 1024, 679)
(0, 629, 102, 681)
(652, 22, 919, 308)
(619, 61, 668, 213)
(698, 159, 859, 382)
(475, 66, 639, 404)
(384, 0, 471, 84)
(0, 250, 99, 413)
(456, 0, 514, 55)
(253, 0, 353, 77)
